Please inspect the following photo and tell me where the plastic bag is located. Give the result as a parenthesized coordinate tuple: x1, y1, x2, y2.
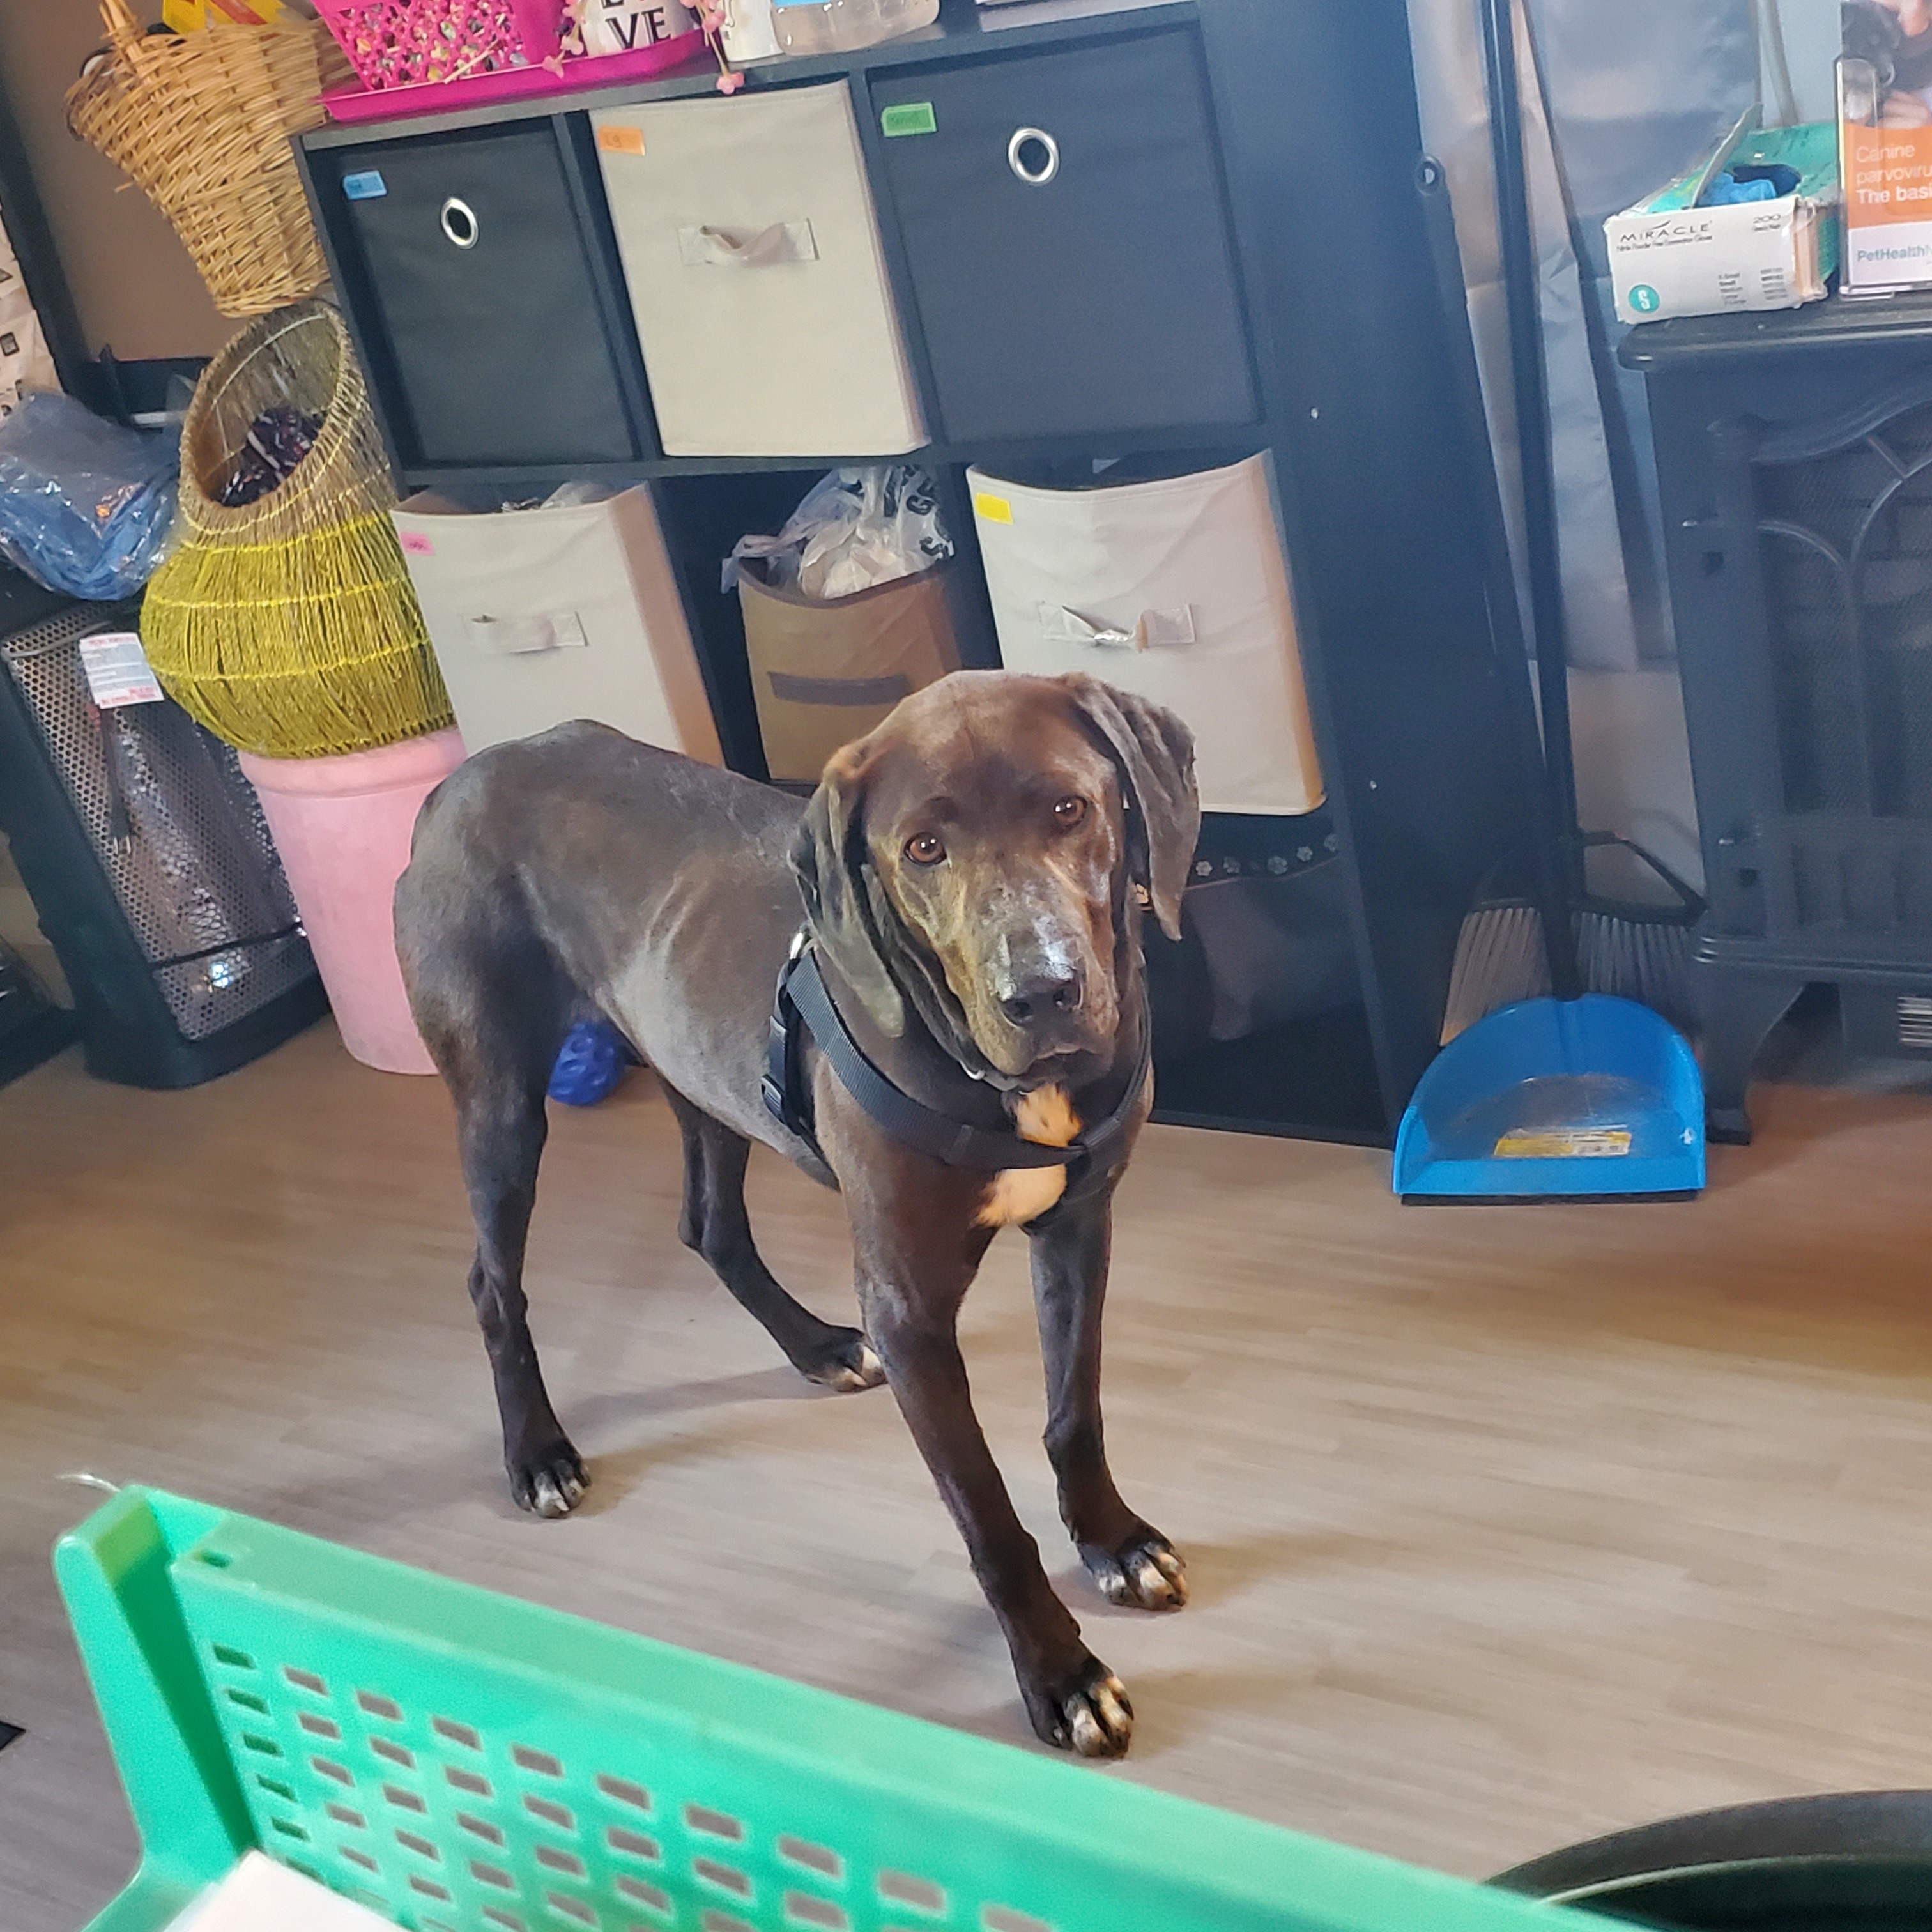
(496, 481, 619, 512)
(724, 464, 950, 601)
(0, 394, 177, 601)
(538, 480, 618, 509)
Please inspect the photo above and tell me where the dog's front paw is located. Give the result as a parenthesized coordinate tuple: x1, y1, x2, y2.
(797, 1326, 887, 1394)
(1080, 1526, 1187, 1611)
(1021, 1652, 1134, 1759)
(507, 1439, 588, 1518)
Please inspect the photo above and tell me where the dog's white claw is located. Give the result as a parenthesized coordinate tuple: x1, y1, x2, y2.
(1124, 1547, 1186, 1609)
(808, 1336, 887, 1394)
(819, 1342, 885, 1393)
(529, 1470, 585, 1518)
(1085, 1537, 1187, 1610)
(1065, 1675, 1133, 1758)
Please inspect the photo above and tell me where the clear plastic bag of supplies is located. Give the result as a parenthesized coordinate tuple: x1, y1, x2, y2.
(0, 393, 178, 601)
(724, 464, 950, 601)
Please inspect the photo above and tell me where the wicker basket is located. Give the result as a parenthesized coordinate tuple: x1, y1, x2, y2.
(142, 301, 453, 760)
(66, 0, 351, 319)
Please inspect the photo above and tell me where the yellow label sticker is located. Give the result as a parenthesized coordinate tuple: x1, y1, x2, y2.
(597, 125, 647, 157)
(973, 493, 1013, 525)
(1492, 1128, 1632, 1159)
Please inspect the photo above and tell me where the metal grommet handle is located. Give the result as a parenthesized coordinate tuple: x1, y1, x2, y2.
(1007, 126, 1059, 187)
(440, 197, 479, 249)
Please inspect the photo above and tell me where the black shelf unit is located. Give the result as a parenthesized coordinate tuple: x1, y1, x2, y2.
(297, 0, 1530, 1146)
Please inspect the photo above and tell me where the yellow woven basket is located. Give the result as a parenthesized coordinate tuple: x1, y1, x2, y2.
(142, 301, 453, 761)
(66, 0, 351, 319)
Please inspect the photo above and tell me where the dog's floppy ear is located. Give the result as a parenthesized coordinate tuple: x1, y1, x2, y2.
(1062, 675, 1200, 941)
(791, 741, 907, 1036)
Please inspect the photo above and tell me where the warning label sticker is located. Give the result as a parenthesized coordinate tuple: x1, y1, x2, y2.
(1492, 1128, 1633, 1159)
(79, 632, 164, 709)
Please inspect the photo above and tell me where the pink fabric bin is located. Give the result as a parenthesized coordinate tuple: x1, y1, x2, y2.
(238, 728, 465, 1075)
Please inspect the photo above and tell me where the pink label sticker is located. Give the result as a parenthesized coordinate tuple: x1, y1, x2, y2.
(400, 530, 434, 556)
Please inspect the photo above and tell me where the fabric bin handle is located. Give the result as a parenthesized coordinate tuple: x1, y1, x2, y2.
(1038, 604, 1196, 652)
(464, 613, 588, 656)
(440, 197, 480, 249)
(1008, 127, 1061, 187)
(678, 222, 818, 268)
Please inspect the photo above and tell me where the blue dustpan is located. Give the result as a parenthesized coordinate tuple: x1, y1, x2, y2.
(1393, 992, 1705, 1201)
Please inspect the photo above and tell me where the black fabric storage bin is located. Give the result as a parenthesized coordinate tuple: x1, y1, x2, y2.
(871, 31, 1255, 445)
(0, 574, 326, 1087)
(318, 122, 642, 470)
(1146, 862, 1357, 1059)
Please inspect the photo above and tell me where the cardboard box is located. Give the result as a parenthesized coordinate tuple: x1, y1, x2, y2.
(1606, 116, 1837, 326)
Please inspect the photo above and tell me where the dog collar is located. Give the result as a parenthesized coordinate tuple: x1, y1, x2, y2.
(763, 932, 1149, 1177)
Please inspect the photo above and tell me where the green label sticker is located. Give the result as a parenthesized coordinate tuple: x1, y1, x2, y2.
(1628, 282, 1662, 314)
(882, 102, 937, 138)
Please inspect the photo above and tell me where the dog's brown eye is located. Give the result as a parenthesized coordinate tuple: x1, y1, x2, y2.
(1053, 795, 1087, 829)
(904, 831, 946, 866)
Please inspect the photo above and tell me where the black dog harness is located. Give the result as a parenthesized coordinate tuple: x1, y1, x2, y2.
(763, 931, 1149, 1184)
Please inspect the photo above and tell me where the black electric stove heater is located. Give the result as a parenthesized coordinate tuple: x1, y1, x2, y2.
(1627, 293, 1932, 1139)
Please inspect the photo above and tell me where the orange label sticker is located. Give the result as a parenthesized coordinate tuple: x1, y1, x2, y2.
(597, 125, 647, 157)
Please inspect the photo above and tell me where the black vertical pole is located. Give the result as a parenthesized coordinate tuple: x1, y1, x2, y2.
(1476, 0, 1583, 893)
(1420, 157, 1582, 1003)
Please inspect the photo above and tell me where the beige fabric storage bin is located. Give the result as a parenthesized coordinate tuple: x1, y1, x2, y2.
(591, 86, 924, 458)
(392, 488, 720, 761)
(740, 559, 962, 783)
(967, 455, 1323, 816)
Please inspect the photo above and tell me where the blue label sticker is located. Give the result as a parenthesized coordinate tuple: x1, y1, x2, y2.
(342, 171, 387, 201)
(1628, 282, 1661, 314)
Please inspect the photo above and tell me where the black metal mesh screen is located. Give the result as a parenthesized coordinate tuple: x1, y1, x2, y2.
(1760, 404, 1932, 820)
(1751, 402, 1932, 944)
(1, 604, 316, 1040)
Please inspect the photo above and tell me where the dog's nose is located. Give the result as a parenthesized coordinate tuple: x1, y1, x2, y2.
(1000, 968, 1084, 1027)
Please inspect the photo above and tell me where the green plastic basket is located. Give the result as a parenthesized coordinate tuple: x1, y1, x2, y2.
(56, 1488, 1589, 1932)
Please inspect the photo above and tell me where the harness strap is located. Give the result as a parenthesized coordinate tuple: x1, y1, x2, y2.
(763, 936, 1147, 1179)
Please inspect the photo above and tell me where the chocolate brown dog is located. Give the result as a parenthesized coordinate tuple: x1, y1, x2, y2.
(395, 670, 1199, 1756)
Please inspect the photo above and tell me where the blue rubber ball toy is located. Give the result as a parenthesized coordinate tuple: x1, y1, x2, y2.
(548, 1020, 631, 1107)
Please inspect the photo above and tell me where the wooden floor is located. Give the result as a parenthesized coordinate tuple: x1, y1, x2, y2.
(8, 1019, 1932, 1928)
